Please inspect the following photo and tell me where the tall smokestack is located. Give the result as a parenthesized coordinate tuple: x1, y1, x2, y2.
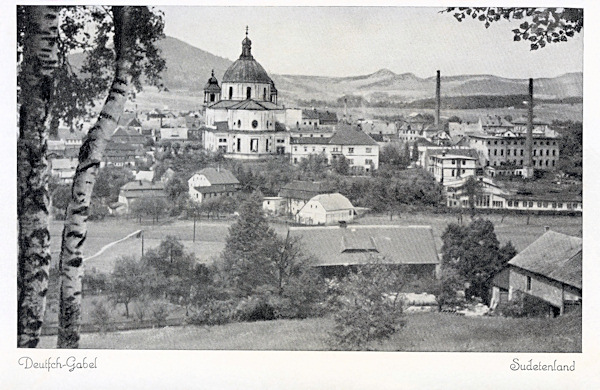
(435, 70, 441, 129)
(524, 78, 534, 178)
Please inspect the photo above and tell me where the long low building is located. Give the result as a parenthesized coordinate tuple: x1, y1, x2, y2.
(288, 225, 440, 279)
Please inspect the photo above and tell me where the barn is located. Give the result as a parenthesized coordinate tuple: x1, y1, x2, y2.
(490, 230, 582, 316)
(288, 225, 440, 279)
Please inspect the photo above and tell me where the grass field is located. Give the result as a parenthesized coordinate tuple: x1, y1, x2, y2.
(48, 212, 581, 274)
(37, 311, 581, 352)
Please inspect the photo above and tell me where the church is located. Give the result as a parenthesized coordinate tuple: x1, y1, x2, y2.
(202, 29, 301, 160)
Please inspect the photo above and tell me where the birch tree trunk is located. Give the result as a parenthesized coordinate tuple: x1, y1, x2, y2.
(17, 6, 59, 348)
(57, 6, 134, 348)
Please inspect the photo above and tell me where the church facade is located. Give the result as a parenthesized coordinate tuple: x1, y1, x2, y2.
(202, 30, 301, 160)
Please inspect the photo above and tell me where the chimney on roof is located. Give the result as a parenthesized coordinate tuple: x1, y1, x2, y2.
(544, 226, 550, 232)
(435, 70, 441, 130)
(523, 78, 535, 178)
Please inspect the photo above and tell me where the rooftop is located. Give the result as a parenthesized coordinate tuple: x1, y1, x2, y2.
(192, 167, 239, 185)
(508, 230, 582, 289)
(288, 225, 439, 267)
(307, 193, 354, 211)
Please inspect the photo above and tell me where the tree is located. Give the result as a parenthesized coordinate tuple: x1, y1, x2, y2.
(440, 219, 513, 301)
(220, 192, 279, 296)
(443, 8, 583, 50)
(17, 5, 60, 348)
(332, 155, 350, 175)
(93, 166, 135, 201)
(462, 176, 483, 217)
(108, 256, 146, 318)
(57, 6, 165, 348)
(328, 259, 407, 350)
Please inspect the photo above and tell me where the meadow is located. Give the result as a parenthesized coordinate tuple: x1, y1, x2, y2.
(37, 310, 581, 352)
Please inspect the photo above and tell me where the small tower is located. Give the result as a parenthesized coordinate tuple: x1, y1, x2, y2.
(203, 70, 221, 105)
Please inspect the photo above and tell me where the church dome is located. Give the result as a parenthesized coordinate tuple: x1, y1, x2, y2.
(222, 31, 273, 84)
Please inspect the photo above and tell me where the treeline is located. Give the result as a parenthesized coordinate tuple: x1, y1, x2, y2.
(298, 94, 583, 110)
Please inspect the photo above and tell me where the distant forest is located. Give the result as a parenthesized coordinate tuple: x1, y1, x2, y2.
(297, 95, 583, 110)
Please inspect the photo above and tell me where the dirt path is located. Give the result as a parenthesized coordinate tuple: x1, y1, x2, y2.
(83, 230, 142, 262)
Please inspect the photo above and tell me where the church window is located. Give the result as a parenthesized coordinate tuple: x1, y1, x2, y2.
(263, 88, 267, 100)
(250, 138, 259, 152)
(252, 120, 258, 129)
(246, 87, 252, 99)
(237, 120, 241, 128)
(210, 93, 215, 102)
(229, 87, 233, 99)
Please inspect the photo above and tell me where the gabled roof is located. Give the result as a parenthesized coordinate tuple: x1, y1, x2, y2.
(51, 158, 78, 170)
(121, 180, 165, 191)
(288, 225, 440, 267)
(56, 127, 86, 141)
(192, 167, 239, 185)
(302, 110, 320, 120)
(307, 193, 354, 211)
(328, 126, 378, 146)
(318, 111, 338, 123)
(279, 181, 335, 200)
(290, 137, 331, 145)
(508, 230, 582, 289)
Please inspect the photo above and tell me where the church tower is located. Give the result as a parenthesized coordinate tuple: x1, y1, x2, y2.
(203, 69, 221, 105)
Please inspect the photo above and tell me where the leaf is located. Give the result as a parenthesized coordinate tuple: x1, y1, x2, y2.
(478, 14, 486, 21)
(531, 43, 539, 50)
(520, 21, 529, 29)
(514, 36, 521, 42)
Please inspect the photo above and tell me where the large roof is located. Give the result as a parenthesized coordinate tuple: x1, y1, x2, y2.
(222, 33, 273, 84)
(307, 193, 354, 211)
(508, 230, 582, 289)
(279, 181, 335, 200)
(288, 225, 440, 267)
(121, 180, 165, 191)
(328, 126, 378, 146)
(192, 167, 239, 185)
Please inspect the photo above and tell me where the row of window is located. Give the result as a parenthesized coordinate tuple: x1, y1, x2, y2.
(489, 148, 556, 157)
(486, 140, 557, 146)
(489, 159, 556, 167)
(292, 146, 372, 153)
(507, 200, 580, 209)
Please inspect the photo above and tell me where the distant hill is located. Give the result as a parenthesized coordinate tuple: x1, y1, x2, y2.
(69, 36, 583, 104)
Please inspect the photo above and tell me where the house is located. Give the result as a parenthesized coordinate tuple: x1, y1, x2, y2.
(288, 225, 440, 279)
(278, 180, 335, 216)
(262, 196, 286, 215)
(428, 152, 477, 184)
(134, 170, 155, 182)
(159, 127, 188, 142)
(56, 127, 86, 149)
(50, 157, 78, 183)
(118, 180, 167, 213)
(102, 141, 145, 167)
(188, 167, 240, 203)
(290, 125, 380, 173)
(111, 127, 147, 148)
(296, 193, 355, 225)
(490, 230, 582, 316)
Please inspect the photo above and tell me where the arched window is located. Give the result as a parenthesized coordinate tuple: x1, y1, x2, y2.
(210, 93, 215, 102)
(263, 88, 267, 100)
(228, 87, 233, 100)
(237, 120, 241, 128)
(246, 87, 251, 99)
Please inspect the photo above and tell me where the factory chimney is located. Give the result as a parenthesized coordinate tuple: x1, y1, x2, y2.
(523, 78, 535, 178)
(435, 70, 441, 129)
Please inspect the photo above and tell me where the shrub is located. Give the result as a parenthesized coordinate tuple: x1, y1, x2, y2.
(233, 294, 276, 322)
(189, 299, 235, 326)
(151, 302, 170, 327)
(497, 290, 556, 318)
(90, 300, 112, 333)
(328, 261, 408, 350)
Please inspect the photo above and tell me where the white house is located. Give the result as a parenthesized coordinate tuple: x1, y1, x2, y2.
(118, 180, 167, 213)
(428, 152, 477, 184)
(290, 125, 379, 173)
(188, 167, 240, 203)
(50, 158, 78, 183)
(296, 193, 355, 225)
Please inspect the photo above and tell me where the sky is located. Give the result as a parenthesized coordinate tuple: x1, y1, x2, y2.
(161, 6, 584, 79)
